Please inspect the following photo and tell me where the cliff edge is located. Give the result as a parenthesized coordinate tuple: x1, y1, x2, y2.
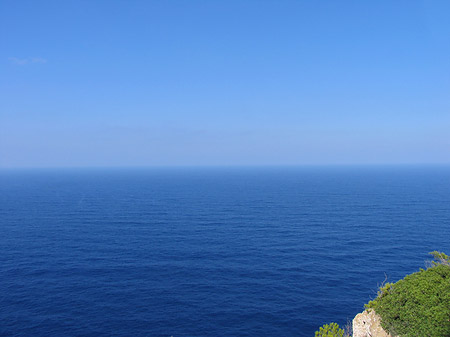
(352, 310, 391, 337)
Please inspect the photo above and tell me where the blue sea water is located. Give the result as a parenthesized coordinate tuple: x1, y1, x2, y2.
(1, 166, 449, 337)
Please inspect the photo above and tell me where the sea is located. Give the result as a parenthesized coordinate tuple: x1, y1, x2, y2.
(1, 166, 449, 337)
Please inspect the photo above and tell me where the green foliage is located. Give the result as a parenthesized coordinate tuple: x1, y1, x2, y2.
(374, 282, 394, 299)
(430, 251, 450, 267)
(366, 252, 450, 337)
(314, 322, 344, 337)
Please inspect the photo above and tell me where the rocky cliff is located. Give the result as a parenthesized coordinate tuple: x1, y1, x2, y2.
(352, 310, 392, 337)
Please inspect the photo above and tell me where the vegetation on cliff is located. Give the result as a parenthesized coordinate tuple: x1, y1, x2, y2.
(365, 251, 450, 337)
(314, 322, 344, 337)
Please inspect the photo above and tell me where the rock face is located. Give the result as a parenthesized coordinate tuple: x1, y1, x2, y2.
(353, 310, 392, 337)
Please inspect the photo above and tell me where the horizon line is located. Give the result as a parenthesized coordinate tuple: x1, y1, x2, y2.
(1, 163, 450, 170)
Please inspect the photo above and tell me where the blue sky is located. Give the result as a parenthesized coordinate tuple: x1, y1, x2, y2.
(1, 0, 449, 167)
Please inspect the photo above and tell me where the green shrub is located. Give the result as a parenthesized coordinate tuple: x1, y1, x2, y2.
(366, 252, 450, 337)
(314, 322, 344, 337)
(430, 251, 450, 267)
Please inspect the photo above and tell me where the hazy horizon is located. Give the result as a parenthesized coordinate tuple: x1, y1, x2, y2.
(7, 163, 450, 169)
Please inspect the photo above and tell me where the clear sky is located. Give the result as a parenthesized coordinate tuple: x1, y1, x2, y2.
(1, 0, 449, 167)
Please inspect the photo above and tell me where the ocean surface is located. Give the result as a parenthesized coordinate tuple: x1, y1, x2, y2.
(1, 166, 449, 337)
